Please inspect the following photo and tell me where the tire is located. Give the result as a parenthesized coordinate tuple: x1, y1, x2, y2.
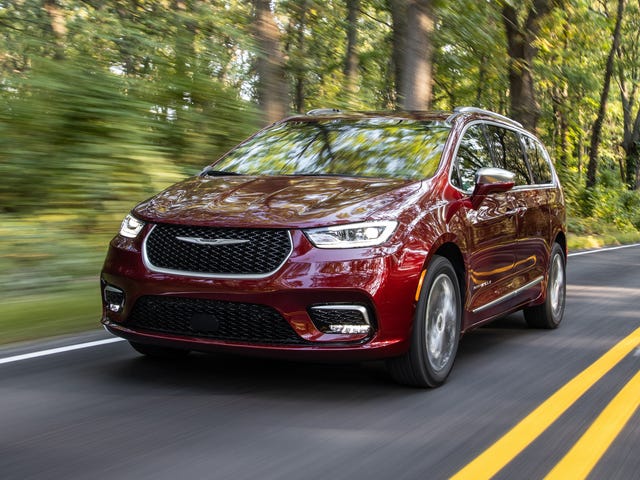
(387, 255, 462, 388)
(524, 243, 566, 329)
(129, 341, 190, 359)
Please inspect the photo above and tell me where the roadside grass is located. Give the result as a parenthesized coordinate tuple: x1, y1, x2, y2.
(567, 215, 640, 250)
(567, 231, 640, 250)
(0, 282, 101, 345)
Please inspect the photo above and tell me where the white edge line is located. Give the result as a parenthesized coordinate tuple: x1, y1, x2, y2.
(568, 243, 640, 257)
(0, 337, 126, 365)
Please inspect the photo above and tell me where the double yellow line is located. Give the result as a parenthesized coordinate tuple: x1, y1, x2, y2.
(451, 326, 640, 480)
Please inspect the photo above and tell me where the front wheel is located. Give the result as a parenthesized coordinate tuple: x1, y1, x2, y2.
(387, 255, 461, 388)
(524, 243, 566, 329)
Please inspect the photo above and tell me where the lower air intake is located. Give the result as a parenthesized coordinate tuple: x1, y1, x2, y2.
(128, 296, 308, 345)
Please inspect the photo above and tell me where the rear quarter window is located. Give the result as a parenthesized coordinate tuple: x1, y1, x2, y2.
(485, 125, 531, 186)
(523, 135, 553, 184)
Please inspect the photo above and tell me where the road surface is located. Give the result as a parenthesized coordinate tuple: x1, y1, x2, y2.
(1, 245, 639, 479)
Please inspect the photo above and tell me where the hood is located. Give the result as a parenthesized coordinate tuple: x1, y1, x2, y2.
(133, 175, 422, 228)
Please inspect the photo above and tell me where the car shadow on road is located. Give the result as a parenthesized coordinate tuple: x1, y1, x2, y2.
(101, 312, 540, 397)
(106, 347, 402, 398)
(454, 312, 541, 364)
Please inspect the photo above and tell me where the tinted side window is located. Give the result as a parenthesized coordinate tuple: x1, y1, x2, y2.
(486, 125, 531, 185)
(452, 124, 493, 191)
(523, 135, 553, 184)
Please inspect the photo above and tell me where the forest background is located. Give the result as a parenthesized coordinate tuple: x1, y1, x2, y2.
(1, 0, 640, 342)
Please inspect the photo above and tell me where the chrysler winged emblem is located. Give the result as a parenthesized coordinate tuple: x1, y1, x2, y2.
(175, 236, 250, 246)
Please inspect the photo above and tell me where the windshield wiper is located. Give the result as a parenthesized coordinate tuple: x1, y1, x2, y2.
(200, 167, 243, 177)
(292, 172, 369, 178)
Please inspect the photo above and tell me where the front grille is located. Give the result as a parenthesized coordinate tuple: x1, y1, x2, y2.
(127, 296, 308, 345)
(144, 224, 292, 276)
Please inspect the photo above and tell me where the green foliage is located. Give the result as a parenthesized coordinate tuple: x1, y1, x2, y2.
(572, 168, 640, 234)
(2, 57, 178, 213)
(0, 2, 259, 297)
(433, 0, 508, 110)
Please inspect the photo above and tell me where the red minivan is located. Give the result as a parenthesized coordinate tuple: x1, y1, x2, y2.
(101, 107, 566, 387)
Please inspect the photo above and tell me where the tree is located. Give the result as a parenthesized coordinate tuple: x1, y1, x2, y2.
(616, 0, 640, 189)
(342, 0, 361, 101)
(44, 0, 67, 60)
(534, 1, 606, 172)
(288, 0, 310, 113)
(388, 0, 407, 107)
(254, 0, 289, 123)
(501, 0, 558, 131)
(433, 0, 507, 111)
(388, 0, 435, 110)
(586, 0, 625, 188)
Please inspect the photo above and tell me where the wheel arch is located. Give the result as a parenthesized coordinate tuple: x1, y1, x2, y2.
(554, 230, 567, 259)
(430, 241, 466, 308)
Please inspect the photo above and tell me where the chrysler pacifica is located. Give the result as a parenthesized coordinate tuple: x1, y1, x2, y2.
(101, 107, 566, 387)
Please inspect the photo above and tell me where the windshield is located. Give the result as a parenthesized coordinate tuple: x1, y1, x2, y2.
(210, 119, 451, 180)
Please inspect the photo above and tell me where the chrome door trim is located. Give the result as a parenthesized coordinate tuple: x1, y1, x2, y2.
(472, 276, 543, 314)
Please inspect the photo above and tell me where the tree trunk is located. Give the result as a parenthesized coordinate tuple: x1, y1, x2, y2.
(577, 130, 584, 178)
(616, 9, 640, 190)
(401, 0, 434, 110)
(44, 0, 66, 60)
(292, 1, 309, 113)
(586, 0, 625, 189)
(344, 0, 360, 98)
(552, 84, 569, 167)
(476, 54, 487, 106)
(255, 0, 289, 124)
(389, 0, 407, 108)
(627, 143, 640, 189)
(173, 0, 197, 81)
(501, 0, 554, 131)
(623, 109, 640, 188)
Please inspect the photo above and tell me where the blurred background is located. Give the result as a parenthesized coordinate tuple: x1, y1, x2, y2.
(1, 0, 640, 343)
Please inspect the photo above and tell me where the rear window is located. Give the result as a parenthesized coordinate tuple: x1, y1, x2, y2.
(212, 119, 451, 180)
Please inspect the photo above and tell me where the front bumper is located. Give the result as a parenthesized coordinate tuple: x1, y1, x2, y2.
(100, 229, 425, 361)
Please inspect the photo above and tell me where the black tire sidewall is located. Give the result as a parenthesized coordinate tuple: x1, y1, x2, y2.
(411, 256, 462, 386)
(545, 243, 566, 327)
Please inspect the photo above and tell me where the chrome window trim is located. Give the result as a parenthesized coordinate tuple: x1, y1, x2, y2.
(472, 276, 544, 314)
(142, 224, 294, 279)
(447, 120, 557, 195)
(448, 106, 524, 129)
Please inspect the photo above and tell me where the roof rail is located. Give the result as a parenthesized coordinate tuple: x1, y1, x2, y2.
(306, 108, 342, 116)
(450, 106, 523, 129)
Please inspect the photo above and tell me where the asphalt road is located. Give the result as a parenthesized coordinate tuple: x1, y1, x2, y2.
(1, 245, 639, 480)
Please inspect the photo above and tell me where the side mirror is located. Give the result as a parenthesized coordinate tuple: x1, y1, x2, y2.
(471, 167, 515, 209)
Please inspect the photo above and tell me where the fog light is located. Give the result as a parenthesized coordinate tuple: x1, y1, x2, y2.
(103, 285, 125, 313)
(309, 305, 372, 335)
(328, 324, 371, 334)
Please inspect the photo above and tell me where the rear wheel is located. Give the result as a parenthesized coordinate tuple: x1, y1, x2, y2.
(387, 255, 461, 388)
(524, 243, 566, 329)
(129, 341, 190, 359)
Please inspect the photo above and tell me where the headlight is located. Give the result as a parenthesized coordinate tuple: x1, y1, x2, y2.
(304, 221, 397, 249)
(119, 214, 145, 238)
